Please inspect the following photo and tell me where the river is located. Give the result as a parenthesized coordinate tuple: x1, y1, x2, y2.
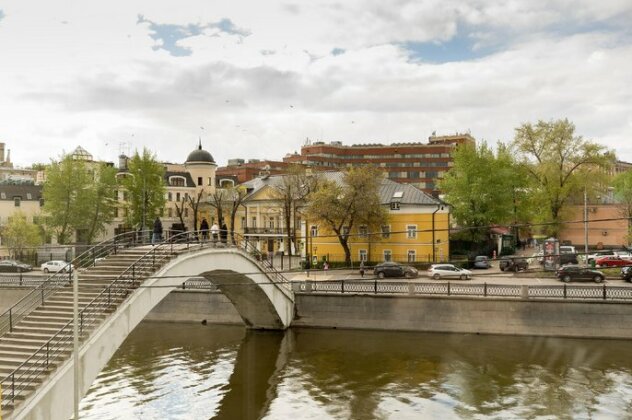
(79, 322, 632, 419)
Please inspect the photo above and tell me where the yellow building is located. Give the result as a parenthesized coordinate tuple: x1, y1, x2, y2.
(238, 172, 450, 265)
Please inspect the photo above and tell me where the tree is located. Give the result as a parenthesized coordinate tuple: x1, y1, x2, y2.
(306, 167, 388, 265)
(121, 148, 166, 230)
(42, 155, 93, 244)
(440, 141, 533, 241)
(187, 190, 205, 235)
(512, 119, 614, 236)
(1, 212, 42, 258)
(83, 164, 118, 243)
(209, 189, 227, 226)
(275, 165, 317, 256)
(613, 170, 632, 243)
(225, 186, 247, 245)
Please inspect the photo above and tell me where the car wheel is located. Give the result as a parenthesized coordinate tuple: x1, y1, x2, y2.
(432, 273, 440, 280)
(460, 274, 466, 280)
(405, 272, 413, 279)
(594, 275, 603, 283)
(377, 272, 385, 279)
(43, 268, 49, 273)
(562, 275, 571, 283)
(500, 267, 505, 272)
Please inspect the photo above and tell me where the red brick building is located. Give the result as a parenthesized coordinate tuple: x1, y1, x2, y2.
(215, 159, 293, 187)
(282, 134, 475, 194)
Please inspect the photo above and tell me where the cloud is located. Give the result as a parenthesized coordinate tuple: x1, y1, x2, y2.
(136, 14, 250, 57)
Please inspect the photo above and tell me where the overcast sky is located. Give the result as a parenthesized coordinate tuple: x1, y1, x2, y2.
(1, 1, 631, 168)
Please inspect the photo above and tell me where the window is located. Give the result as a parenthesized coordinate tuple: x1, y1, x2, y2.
(208, 177, 212, 186)
(176, 192, 181, 202)
(310, 225, 318, 237)
(252, 217, 257, 228)
(241, 217, 246, 229)
(359, 225, 368, 237)
(408, 250, 416, 262)
(407, 225, 417, 239)
(342, 226, 350, 239)
(169, 176, 186, 187)
(381, 225, 391, 239)
(0, 192, 5, 199)
(383, 250, 392, 262)
(359, 249, 367, 262)
(27, 193, 32, 200)
(198, 177, 203, 186)
(14, 197, 21, 207)
(390, 202, 400, 210)
(269, 218, 275, 229)
(168, 192, 172, 201)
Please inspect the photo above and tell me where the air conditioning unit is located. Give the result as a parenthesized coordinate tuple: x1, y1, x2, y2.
(602, 230, 608, 236)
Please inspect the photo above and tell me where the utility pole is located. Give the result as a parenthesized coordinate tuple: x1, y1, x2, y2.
(73, 269, 79, 419)
(584, 187, 589, 259)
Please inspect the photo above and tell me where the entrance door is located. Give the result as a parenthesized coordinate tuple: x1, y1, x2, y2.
(267, 239, 274, 253)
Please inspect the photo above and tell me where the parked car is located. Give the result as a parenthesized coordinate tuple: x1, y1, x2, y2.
(428, 264, 472, 280)
(621, 266, 632, 282)
(472, 256, 491, 269)
(373, 262, 418, 279)
(560, 245, 576, 254)
(556, 266, 604, 283)
(498, 256, 529, 272)
(586, 250, 615, 265)
(0, 260, 33, 272)
(559, 253, 579, 265)
(40, 260, 74, 274)
(614, 250, 632, 260)
(595, 255, 629, 268)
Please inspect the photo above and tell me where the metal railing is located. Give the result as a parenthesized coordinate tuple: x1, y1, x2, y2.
(0, 229, 290, 413)
(0, 230, 152, 338)
(295, 280, 632, 301)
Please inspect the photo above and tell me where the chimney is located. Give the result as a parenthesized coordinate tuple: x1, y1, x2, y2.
(0, 143, 5, 162)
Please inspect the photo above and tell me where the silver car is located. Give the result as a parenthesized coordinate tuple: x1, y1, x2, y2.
(428, 264, 472, 280)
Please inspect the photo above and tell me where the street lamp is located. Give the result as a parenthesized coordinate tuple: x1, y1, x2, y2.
(584, 187, 588, 259)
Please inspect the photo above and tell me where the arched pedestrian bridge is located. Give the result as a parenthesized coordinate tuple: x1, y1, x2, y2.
(0, 237, 294, 420)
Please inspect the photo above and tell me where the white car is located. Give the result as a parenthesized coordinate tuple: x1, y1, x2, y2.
(428, 264, 472, 280)
(41, 260, 74, 273)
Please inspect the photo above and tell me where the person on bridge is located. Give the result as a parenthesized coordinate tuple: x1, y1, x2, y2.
(211, 222, 219, 243)
(152, 217, 163, 244)
(200, 218, 209, 241)
(220, 221, 228, 244)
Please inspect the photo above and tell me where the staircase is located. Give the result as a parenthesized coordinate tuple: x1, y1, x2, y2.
(0, 246, 176, 417)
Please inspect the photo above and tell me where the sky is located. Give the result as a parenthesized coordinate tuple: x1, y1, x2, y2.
(1, 1, 631, 168)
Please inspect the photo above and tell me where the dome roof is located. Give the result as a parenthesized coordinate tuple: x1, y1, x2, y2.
(186, 140, 215, 164)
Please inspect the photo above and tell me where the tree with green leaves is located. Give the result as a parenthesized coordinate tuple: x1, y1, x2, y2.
(440, 141, 533, 241)
(1, 211, 42, 258)
(42, 155, 93, 244)
(613, 170, 632, 243)
(512, 118, 614, 236)
(307, 166, 388, 265)
(83, 164, 118, 243)
(120, 148, 166, 230)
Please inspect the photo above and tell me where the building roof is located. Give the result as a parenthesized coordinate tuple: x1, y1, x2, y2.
(164, 171, 196, 187)
(185, 140, 215, 164)
(0, 184, 42, 200)
(71, 146, 93, 161)
(242, 171, 440, 206)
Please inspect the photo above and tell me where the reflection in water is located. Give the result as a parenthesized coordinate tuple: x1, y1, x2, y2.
(81, 323, 632, 419)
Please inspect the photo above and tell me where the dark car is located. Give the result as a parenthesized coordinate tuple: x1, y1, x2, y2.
(0, 260, 33, 272)
(472, 256, 491, 269)
(559, 253, 579, 265)
(556, 266, 604, 283)
(499, 256, 529, 272)
(374, 262, 418, 279)
(621, 266, 632, 282)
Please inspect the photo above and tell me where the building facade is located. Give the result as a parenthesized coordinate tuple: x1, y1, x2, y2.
(283, 133, 475, 194)
(238, 172, 450, 265)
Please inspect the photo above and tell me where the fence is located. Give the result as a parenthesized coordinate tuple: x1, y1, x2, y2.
(292, 280, 632, 301)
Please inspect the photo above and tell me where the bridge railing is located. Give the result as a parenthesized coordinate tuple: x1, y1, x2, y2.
(0, 230, 152, 338)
